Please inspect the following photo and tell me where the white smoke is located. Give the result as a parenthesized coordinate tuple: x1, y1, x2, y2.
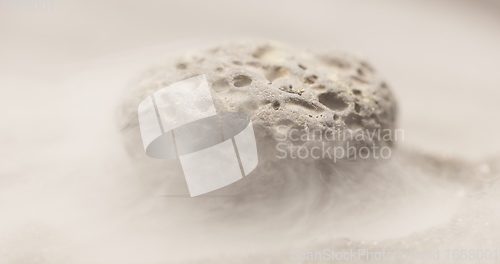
(1, 43, 498, 264)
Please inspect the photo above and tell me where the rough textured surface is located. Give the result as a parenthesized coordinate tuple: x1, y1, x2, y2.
(119, 41, 398, 159)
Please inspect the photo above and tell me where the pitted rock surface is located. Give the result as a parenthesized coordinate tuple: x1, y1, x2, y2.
(120, 41, 398, 159)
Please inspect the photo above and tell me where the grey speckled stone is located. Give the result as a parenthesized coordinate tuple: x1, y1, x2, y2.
(119, 41, 398, 160)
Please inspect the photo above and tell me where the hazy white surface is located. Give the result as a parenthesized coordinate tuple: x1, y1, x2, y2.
(1, 0, 500, 263)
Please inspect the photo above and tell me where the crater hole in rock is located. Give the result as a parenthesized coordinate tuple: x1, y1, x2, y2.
(318, 92, 349, 111)
(357, 68, 365, 76)
(304, 75, 318, 84)
(272, 101, 281, 110)
(176, 63, 187, 70)
(354, 103, 361, 113)
(322, 57, 351, 69)
(233, 75, 252, 87)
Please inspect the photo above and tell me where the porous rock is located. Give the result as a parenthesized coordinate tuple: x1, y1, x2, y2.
(119, 40, 398, 161)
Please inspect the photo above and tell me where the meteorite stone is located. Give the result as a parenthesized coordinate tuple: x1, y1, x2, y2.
(119, 40, 398, 163)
